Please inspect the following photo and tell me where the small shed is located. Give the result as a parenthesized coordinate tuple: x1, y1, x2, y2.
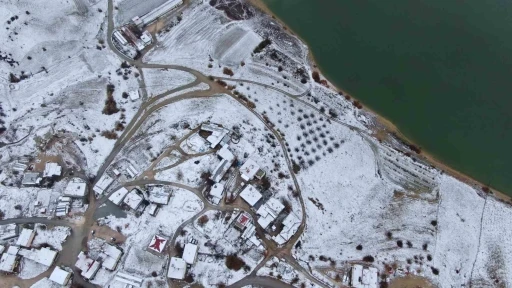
(49, 266, 72, 285)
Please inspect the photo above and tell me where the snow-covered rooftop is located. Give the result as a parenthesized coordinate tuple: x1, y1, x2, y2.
(22, 172, 41, 186)
(0, 253, 18, 272)
(49, 266, 71, 285)
(139, 0, 183, 25)
(63, 178, 88, 197)
(239, 184, 262, 206)
(129, 90, 140, 101)
(257, 198, 284, 218)
(16, 228, 35, 247)
(7, 246, 20, 255)
(217, 145, 234, 161)
(93, 174, 114, 195)
(167, 257, 186, 279)
(273, 212, 301, 245)
(148, 186, 171, 204)
(43, 162, 62, 178)
(108, 187, 130, 205)
(240, 158, 260, 182)
(148, 203, 159, 216)
(100, 244, 123, 271)
(210, 183, 224, 202)
(123, 189, 144, 210)
(183, 243, 198, 264)
(75, 251, 101, 280)
(18, 247, 58, 266)
(148, 235, 168, 254)
(211, 158, 234, 183)
(351, 265, 378, 288)
(0, 224, 18, 240)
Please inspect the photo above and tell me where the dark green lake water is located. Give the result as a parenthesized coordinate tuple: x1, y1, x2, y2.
(263, 0, 512, 195)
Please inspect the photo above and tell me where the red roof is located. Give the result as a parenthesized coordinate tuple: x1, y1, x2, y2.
(148, 235, 167, 253)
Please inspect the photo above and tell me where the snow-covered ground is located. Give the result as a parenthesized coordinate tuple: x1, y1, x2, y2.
(32, 224, 71, 251)
(142, 68, 196, 97)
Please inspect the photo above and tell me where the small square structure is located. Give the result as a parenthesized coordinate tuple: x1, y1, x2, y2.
(49, 266, 72, 285)
(0, 253, 19, 272)
(63, 178, 88, 198)
(148, 203, 159, 216)
(210, 183, 224, 204)
(239, 184, 262, 207)
(167, 257, 186, 279)
(240, 159, 260, 181)
(129, 91, 140, 102)
(351, 264, 378, 288)
(16, 228, 36, 248)
(93, 174, 114, 195)
(101, 244, 123, 271)
(183, 243, 198, 265)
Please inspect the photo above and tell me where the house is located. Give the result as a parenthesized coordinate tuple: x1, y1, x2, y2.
(0, 251, 19, 273)
(148, 203, 159, 216)
(234, 212, 251, 231)
(16, 228, 36, 248)
(123, 189, 144, 210)
(148, 235, 168, 254)
(18, 247, 58, 266)
(211, 158, 234, 183)
(210, 183, 224, 204)
(0, 224, 18, 240)
(43, 162, 62, 178)
(240, 159, 261, 182)
(141, 31, 152, 45)
(256, 198, 285, 229)
(109, 187, 130, 206)
(183, 243, 198, 265)
(100, 244, 123, 271)
(22, 172, 41, 186)
(217, 145, 234, 162)
(167, 257, 186, 279)
(148, 186, 171, 204)
(63, 178, 88, 198)
(75, 251, 101, 280)
(115, 272, 144, 287)
(49, 266, 72, 286)
(113, 30, 128, 45)
(239, 184, 262, 207)
(273, 212, 301, 245)
(93, 174, 114, 195)
(351, 265, 378, 288)
(201, 123, 230, 148)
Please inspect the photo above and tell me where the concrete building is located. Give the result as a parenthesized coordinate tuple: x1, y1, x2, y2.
(18, 247, 58, 266)
(22, 172, 41, 186)
(75, 251, 101, 280)
(210, 183, 224, 204)
(139, 0, 184, 26)
(63, 178, 88, 198)
(109, 187, 130, 205)
(256, 198, 285, 229)
(239, 184, 262, 207)
(43, 162, 62, 178)
(148, 235, 168, 254)
(167, 257, 186, 279)
(49, 266, 72, 285)
(240, 159, 261, 181)
(123, 189, 144, 210)
(100, 244, 123, 271)
(0, 251, 19, 273)
(351, 265, 378, 288)
(16, 228, 35, 248)
(183, 243, 198, 265)
(273, 212, 301, 245)
(93, 174, 114, 195)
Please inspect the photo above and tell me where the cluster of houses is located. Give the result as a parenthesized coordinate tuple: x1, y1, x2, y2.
(92, 162, 142, 197)
(108, 185, 171, 216)
(167, 241, 198, 280)
(21, 161, 62, 186)
(0, 228, 59, 275)
(112, 0, 183, 58)
(74, 242, 123, 281)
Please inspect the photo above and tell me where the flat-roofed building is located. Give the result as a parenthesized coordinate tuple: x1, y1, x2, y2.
(93, 174, 114, 195)
(75, 251, 101, 280)
(49, 266, 72, 285)
(123, 189, 144, 210)
(240, 159, 261, 182)
(63, 178, 88, 198)
(109, 187, 129, 206)
(18, 247, 58, 266)
(167, 257, 186, 279)
(16, 228, 35, 248)
(183, 243, 198, 265)
(239, 184, 262, 207)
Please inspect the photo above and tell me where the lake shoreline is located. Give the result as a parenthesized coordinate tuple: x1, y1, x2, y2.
(248, 0, 511, 202)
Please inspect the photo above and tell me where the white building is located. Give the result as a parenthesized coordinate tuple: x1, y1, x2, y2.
(22, 172, 41, 186)
(273, 212, 301, 245)
(100, 244, 123, 271)
(167, 257, 186, 279)
(115, 272, 144, 287)
(183, 243, 198, 265)
(123, 189, 144, 210)
(109, 187, 130, 205)
(0, 252, 18, 272)
(210, 183, 224, 204)
(129, 90, 140, 102)
(113, 30, 128, 45)
(141, 31, 152, 45)
(75, 251, 101, 280)
(351, 265, 378, 288)
(148, 203, 159, 216)
(256, 198, 285, 229)
(49, 266, 72, 285)
(0, 224, 18, 240)
(148, 186, 171, 204)
(239, 184, 262, 207)
(43, 162, 62, 178)
(63, 178, 88, 198)
(217, 145, 234, 161)
(240, 159, 261, 181)
(93, 174, 114, 195)
(18, 247, 58, 266)
(16, 228, 35, 248)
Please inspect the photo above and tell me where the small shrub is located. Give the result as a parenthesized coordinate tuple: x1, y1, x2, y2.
(362, 255, 375, 262)
(427, 254, 432, 261)
(225, 254, 245, 271)
(101, 130, 118, 139)
(406, 240, 413, 248)
(197, 215, 209, 226)
(423, 243, 428, 251)
(312, 71, 321, 83)
(386, 231, 393, 239)
(431, 220, 437, 227)
(431, 267, 439, 275)
(253, 39, 271, 53)
(14, 204, 22, 210)
(397, 240, 403, 248)
(223, 67, 234, 76)
(356, 244, 363, 250)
